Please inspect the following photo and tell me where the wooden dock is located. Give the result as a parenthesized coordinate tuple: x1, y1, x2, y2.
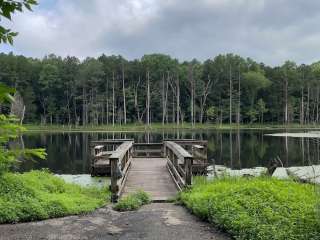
(90, 139, 208, 202)
(122, 157, 178, 201)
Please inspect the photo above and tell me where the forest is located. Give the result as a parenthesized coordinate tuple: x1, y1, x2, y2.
(1, 52, 320, 126)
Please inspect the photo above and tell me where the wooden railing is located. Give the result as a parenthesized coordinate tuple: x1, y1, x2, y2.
(163, 141, 193, 191)
(109, 140, 134, 202)
(165, 139, 208, 175)
(90, 139, 133, 176)
(132, 143, 163, 158)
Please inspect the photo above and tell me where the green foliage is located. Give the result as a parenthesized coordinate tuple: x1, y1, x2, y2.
(0, 0, 37, 44)
(243, 71, 271, 107)
(113, 190, 151, 211)
(206, 106, 217, 122)
(179, 177, 320, 240)
(0, 170, 109, 223)
(2, 52, 320, 125)
(0, 83, 46, 174)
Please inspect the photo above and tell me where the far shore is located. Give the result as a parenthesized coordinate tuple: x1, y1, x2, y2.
(24, 123, 320, 133)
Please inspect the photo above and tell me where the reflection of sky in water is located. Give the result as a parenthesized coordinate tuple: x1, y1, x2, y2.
(55, 174, 109, 188)
(17, 130, 320, 174)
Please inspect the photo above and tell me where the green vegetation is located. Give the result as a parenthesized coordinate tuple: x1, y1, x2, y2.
(24, 122, 320, 133)
(179, 177, 320, 240)
(0, 83, 46, 173)
(2, 53, 320, 127)
(0, 170, 109, 223)
(0, 0, 37, 44)
(114, 191, 151, 211)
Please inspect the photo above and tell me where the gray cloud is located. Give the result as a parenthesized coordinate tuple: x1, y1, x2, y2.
(1, 0, 320, 65)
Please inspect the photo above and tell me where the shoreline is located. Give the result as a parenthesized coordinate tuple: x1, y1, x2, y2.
(24, 123, 320, 133)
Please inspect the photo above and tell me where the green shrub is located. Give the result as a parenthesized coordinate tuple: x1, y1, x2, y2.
(179, 177, 320, 240)
(114, 190, 151, 211)
(0, 170, 109, 223)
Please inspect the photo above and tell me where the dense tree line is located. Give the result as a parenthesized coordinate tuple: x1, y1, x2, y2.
(1, 52, 320, 125)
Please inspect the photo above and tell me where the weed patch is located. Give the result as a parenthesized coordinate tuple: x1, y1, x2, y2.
(179, 177, 320, 240)
(114, 191, 151, 211)
(0, 170, 109, 223)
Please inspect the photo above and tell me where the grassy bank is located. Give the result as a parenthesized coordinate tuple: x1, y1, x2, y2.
(180, 177, 320, 240)
(24, 123, 320, 132)
(114, 191, 151, 211)
(0, 170, 109, 223)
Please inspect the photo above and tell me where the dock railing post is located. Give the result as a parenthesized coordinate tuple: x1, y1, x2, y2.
(110, 157, 119, 202)
(184, 156, 193, 186)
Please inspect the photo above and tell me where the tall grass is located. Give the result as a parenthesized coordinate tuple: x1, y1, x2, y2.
(0, 170, 109, 223)
(180, 177, 320, 240)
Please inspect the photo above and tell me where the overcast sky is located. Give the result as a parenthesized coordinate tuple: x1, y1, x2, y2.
(1, 0, 320, 66)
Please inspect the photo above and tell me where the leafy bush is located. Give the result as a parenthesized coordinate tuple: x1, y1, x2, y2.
(179, 177, 320, 240)
(114, 190, 151, 211)
(0, 83, 46, 174)
(0, 170, 109, 223)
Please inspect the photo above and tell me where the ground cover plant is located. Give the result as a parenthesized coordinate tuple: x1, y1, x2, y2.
(179, 177, 320, 240)
(0, 170, 109, 223)
(114, 190, 151, 211)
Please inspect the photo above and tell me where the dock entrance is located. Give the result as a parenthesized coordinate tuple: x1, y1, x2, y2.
(90, 139, 208, 202)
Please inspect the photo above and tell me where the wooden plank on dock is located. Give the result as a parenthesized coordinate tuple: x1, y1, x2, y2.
(122, 158, 178, 201)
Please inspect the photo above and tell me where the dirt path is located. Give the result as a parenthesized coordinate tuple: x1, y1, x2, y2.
(0, 203, 230, 240)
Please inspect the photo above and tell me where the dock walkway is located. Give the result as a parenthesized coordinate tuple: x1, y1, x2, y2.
(90, 139, 208, 202)
(122, 157, 177, 201)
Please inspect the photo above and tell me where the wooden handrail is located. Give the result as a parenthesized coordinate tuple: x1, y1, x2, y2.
(164, 141, 192, 159)
(110, 141, 134, 202)
(90, 139, 134, 146)
(164, 141, 193, 188)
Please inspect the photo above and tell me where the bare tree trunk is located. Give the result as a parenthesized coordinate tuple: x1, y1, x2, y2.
(229, 64, 232, 124)
(300, 87, 304, 125)
(229, 131, 233, 168)
(112, 71, 115, 127)
(82, 86, 86, 126)
(188, 65, 195, 127)
(146, 70, 150, 126)
(73, 97, 78, 125)
(317, 87, 319, 123)
(172, 86, 175, 124)
(165, 72, 169, 124)
(106, 89, 109, 125)
(306, 84, 310, 124)
(162, 73, 166, 125)
(122, 63, 127, 124)
(237, 64, 241, 125)
(134, 76, 141, 123)
(199, 74, 212, 123)
(176, 73, 180, 125)
(284, 73, 288, 124)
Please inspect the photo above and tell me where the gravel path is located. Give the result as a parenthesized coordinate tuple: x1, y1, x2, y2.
(0, 203, 230, 240)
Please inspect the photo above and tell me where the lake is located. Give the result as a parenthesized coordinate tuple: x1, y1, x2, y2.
(17, 129, 320, 174)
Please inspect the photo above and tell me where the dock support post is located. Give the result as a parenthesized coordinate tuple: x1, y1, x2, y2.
(110, 158, 118, 202)
(185, 157, 193, 186)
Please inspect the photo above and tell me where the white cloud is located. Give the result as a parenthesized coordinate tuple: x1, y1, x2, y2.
(1, 0, 320, 65)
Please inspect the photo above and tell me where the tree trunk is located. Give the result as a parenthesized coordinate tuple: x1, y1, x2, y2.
(199, 74, 212, 124)
(229, 64, 232, 124)
(188, 65, 195, 127)
(300, 87, 304, 125)
(237, 64, 241, 125)
(306, 84, 310, 124)
(82, 86, 86, 126)
(122, 63, 127, 124)
(146, 70, 150, 126)
(176, 73, 180, 125)
(162, 73, 166, 125)
(284, 73, 288, 124)
(112, 71, 115, 127)
(134, 76, 141, 123)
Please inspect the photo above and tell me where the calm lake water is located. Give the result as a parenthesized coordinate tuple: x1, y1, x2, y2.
(17, 130, 320, 174)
